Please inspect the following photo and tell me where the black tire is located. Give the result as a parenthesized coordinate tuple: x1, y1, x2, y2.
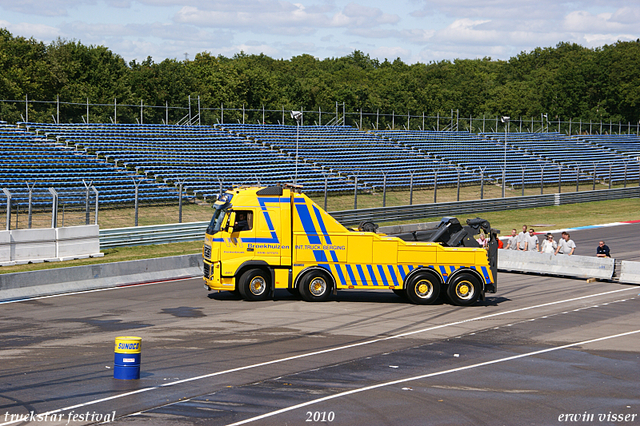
(405, 270, 441, 305)
(238, 268, 270, 301)
(446, 273, 482, 306)
(299, 270, 333, 302)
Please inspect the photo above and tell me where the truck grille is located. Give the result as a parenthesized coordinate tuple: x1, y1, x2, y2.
(203, 262, 211, 278)
(203, 244, 211, 259)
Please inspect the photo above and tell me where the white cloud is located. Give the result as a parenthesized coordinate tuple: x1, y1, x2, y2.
(0, 0, 87, 16)
(563, 10, 638, 33)
(173, 1, 399, 34)
(1, 0, 639, 64)
(371, 46, 411, 60)
(0, 20, 61, 39)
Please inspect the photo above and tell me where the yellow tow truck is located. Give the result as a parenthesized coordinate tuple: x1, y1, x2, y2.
(202, 185, 498, 305)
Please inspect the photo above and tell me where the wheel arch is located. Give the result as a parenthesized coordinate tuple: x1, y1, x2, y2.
(446, 267, 486, 293)
(447, 267, 486, 295)
(403, 266, 444, 288)
(234, 261, 274, 289)
(294, 266, 337, 292)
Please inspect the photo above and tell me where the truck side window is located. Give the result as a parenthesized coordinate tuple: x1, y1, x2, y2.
(233, 210, 253, 232)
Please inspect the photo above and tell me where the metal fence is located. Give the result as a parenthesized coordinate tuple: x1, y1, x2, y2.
(2, 96, 640, 135)
(3, 163, 639, 232)
(0, 184, 192, 231)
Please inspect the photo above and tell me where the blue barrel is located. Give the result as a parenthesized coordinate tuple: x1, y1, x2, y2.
(114, 336, 142, 380)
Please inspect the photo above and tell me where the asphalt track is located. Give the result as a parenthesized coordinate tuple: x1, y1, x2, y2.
(1, 223, 640, 426)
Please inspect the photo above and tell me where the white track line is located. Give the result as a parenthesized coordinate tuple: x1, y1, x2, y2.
(226, 328, 640, 426)
(0, 276, 200, 305)
(0, 286, 636, 426)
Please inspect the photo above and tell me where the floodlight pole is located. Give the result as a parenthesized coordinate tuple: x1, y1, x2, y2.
(501, 116, 510, 198)
(296, 116, 299, 183)
(291, 111, 302, 184)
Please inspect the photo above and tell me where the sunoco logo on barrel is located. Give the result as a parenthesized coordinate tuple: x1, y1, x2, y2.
(114, 337, 142, 353)
(117, 342, 139, 350)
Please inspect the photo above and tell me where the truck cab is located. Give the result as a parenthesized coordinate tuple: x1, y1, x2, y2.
(203, 185, 497, 306)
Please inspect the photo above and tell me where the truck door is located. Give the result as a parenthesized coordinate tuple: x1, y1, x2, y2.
(220, 210, 256, 277)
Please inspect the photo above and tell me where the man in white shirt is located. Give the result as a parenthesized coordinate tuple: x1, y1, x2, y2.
(555, 232, 576, 256)
(505, 229, 518, 250)
(527, 228, 539, 252)
(517, 225, 528, 251)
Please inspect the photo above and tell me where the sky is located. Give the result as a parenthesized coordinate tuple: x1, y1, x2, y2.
(1, 0, 639, 64)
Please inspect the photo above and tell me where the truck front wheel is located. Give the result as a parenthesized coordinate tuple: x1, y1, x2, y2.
(446, 273, 481, 306)
(299, 270, 332, 302)
(405, 271, 441, 305)
(238, 268, 271, 301)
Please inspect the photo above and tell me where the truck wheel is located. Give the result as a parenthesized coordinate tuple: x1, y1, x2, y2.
(299, 270, 332, 302)
(446, 273, 481, 306)
(238, 268, 270, 301)
(405, 271, 441, 305)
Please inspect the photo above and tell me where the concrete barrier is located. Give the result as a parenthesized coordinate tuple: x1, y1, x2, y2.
(498, 249, 615, 280)
(619, 261, 640, 285)
(56, 225, 102, 261)
(0, 230, 12, 266)
(11, 228, 57, 264)
(0, 254, 203, 302)
(0, 226, 103, 265)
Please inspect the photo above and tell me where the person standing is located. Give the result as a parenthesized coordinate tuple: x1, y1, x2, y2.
(517, 225, 528, 251)
(527, 228, 539, 252)
(541, 233, 557, 254)
(505, 229, 518, 250)
(476, 233, 488, 248)
(596, 241, 611, 258)
(555, 232, 576, 256)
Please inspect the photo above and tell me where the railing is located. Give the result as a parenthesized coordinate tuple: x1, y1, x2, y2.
(98, 186, 640, 248)
(99, 222, 209, 248)
(5, 96, 640, 134)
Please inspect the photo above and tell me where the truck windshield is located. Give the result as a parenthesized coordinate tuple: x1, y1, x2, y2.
(206, 206, 229, 235)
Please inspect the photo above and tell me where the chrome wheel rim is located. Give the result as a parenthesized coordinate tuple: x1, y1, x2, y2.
(455, 280, 474, 301)
(415, 279, 434, 299)
(249, 276, 267, 296)
(309, 277, 327, 296)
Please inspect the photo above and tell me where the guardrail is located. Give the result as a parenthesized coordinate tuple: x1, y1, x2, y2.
(100, 222, 208, 248)
(99, 186, 640, 248)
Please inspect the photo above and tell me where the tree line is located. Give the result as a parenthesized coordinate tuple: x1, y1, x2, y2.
(1, 27, 640, 127)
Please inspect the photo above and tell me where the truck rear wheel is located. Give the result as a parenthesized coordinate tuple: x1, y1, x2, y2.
(446, 273, 481, 306)
(238, 268, 270, 301)
(405, 270, 441, 305)
(299, 270, 332, 302)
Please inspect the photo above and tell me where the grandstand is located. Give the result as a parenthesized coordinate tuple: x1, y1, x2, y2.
(0, 123, 176, 209)
(19, 122, 352, 201)
(218, 123, 480, 190)
(2, 121, 638, 219)
(483, 132, 640, 184)
(576, 134, 640, 161)
(373, 130, 573, 187)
